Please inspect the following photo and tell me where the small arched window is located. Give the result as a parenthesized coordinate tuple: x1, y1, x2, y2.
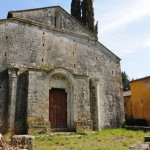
(55, 12, 62, 28)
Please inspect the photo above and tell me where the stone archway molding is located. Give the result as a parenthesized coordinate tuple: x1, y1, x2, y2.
(48, 68, 75, 130)
(49, 68, 75, 85)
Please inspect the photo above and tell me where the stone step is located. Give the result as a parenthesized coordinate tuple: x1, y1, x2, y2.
(36, 132, 76, 138)
(50, 132, 76, 136)
(51, 128, 74, 132)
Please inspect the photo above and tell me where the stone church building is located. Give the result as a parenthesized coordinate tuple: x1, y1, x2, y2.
(0, 6, 124, 134)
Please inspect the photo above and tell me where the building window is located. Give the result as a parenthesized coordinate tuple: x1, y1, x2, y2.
(55, 12, 62, 28)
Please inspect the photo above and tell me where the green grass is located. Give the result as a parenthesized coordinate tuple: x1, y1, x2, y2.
(34, 128, 149, 150)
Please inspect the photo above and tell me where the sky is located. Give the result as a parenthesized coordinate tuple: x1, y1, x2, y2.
(0, 0, 150, 80)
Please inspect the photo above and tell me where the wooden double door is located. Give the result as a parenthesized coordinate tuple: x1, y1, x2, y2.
(49, 88, 67, 128)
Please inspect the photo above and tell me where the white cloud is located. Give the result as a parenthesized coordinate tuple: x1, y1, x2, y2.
(95, 0, 150, 34)
(94, 0, 150, 78)
(143, 40, 150, 47)
(94, 0, 150, 58)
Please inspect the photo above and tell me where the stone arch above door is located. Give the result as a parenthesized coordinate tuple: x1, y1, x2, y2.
(48, 68, 75, 130)
(49, 68, 75, 85)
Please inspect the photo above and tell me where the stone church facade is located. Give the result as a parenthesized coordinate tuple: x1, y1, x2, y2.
(0, 6, 124, 134)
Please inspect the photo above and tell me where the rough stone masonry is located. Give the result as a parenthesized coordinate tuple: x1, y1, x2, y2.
(0, 6, 124, 134)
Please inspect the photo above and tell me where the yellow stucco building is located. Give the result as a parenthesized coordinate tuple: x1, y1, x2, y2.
(124, 76, 150, 125)
(130, 76, 150, 124)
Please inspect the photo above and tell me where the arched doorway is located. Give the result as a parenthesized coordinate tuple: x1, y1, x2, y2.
(49, 88, 67, 128)
(48, 69, 75, 130)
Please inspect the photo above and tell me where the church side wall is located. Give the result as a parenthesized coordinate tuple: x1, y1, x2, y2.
(0, 20, 124, 132)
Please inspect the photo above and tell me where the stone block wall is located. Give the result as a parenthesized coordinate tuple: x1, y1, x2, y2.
(26, 69, 92, 134)
(0, 7, 124, 134)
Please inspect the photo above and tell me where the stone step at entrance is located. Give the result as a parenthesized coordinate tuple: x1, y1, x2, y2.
(49, 132, 76, 136)
(51, 128, 74, 132)
(36, 131, 98, 138)
(36, 132, 76, 138)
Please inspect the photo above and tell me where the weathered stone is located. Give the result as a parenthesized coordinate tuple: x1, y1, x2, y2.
(129, 142, 150, 150)
(11, 135, 35, 150)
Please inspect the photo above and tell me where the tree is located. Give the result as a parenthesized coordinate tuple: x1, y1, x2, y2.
(121, 71, 130, 91)
(82, 0, 95, 32)
(71, 0, 82, 22)
(94, 21, 98, 35)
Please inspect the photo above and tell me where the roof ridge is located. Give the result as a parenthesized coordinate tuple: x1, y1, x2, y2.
(130, 76, 150, 83)
(9, 6, 60, 13)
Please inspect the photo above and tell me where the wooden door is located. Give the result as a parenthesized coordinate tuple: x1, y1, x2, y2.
(49, 88, 67, 128)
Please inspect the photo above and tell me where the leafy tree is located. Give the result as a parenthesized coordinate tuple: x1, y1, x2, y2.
(71, 0, 82, 22)
(122, 71, 130, 91)
(82, 0, 95, 32)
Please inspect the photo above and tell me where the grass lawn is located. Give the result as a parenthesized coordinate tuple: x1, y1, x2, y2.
(34, 128, 150, 150)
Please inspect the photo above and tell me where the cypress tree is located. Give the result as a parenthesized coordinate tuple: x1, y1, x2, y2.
(71, 0, 82, 22)
(121, 71, 130, 91)
(94, 21, 98, 35)
(82, 0, 95, 32)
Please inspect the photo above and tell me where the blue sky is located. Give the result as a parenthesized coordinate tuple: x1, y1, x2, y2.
(0, 0, 150, 80)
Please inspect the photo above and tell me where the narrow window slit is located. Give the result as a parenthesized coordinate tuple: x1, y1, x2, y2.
(55, 15, 57, 28)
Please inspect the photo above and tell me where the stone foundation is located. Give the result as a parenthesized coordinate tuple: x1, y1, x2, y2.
(28, 121, 50, 135)
(75, 118, 93, 133)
